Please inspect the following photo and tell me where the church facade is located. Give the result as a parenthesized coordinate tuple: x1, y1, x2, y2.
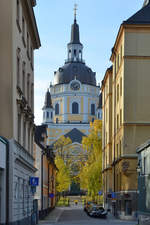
(42, 12, 101, 152)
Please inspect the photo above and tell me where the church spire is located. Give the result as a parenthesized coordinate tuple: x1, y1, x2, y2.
(70, 4, 80, 44)
(66, 4, 84, 63)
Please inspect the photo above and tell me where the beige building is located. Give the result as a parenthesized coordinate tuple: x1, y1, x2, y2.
(102, 1, 150, 220)
(0, 0, 40, 224)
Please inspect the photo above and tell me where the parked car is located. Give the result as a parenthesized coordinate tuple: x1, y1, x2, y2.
(84, 201, 94, 212)
(88, 206, 107, 218)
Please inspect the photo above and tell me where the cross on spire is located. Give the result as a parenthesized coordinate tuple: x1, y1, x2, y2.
(74, 3, 78, 20)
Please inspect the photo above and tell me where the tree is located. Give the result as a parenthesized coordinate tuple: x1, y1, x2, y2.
(54, 136, 72, 193)
(79, 120, 102, 197)
(55, 155, 71, 193)
(54, 135, 72, 160)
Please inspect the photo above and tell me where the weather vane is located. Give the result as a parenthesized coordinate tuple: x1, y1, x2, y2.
(74, 3, 78, 20)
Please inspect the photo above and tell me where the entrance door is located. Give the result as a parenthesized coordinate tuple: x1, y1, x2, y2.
(125, 200, 132, 215)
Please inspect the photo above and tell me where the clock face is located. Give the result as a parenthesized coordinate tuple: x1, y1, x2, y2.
(70, 81, 80, 90)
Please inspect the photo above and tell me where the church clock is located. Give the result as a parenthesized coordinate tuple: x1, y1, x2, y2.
(70, 81, 80, 90)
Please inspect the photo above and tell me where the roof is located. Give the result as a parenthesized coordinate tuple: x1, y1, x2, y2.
(124, 2, 150, 25)
(68, 19, 82, 45)
(64, 128, 86, 143)
(43, 89, 53, 109)
(54, 62, 96, 86)
(34, 125, 47, 150)
(136, 139, 150, 153)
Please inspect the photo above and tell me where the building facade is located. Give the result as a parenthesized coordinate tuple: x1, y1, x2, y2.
(102, 1, 150, 220)
(34, 125, 57, 220)
(42, 9, 101, 190)
(137, 140, 150, 225)
(0, 0, 40, 224)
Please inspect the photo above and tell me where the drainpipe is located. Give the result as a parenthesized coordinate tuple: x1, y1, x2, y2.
(6, 140, 9, 225)
(41, 151, 43, 214)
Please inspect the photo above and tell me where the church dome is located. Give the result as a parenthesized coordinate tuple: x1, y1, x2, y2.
(54, 62, 96, 86)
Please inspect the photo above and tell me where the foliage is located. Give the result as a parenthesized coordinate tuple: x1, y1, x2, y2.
(56, 197, 70, 207)
(55, 155, 71, 193)
(79, 120, 102, 197)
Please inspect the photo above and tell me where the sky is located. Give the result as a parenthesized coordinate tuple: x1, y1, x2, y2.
(34, 0, 144, 125)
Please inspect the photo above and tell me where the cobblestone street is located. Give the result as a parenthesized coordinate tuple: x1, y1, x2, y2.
(38, 206, 138, 225)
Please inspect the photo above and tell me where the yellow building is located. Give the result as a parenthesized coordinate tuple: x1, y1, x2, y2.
(102, 1, 150, 220)
(42, 9, 101, 193)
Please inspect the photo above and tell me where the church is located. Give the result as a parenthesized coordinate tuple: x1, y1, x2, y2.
(42, 7, 102, 164)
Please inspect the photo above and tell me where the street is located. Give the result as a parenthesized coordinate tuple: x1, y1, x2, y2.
(38, 206, 138, 225)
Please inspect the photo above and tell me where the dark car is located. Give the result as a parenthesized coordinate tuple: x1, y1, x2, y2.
(88, 206, 107, 218)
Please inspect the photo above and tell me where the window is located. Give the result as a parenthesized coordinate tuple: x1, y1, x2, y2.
(23, 120, 26, 149)
(55, 103, 59, 115)
(120, 109, 122, 126)
(91, 104, 95, 115)
(22, 17, 25, 39)
(18, 113, 21, 143)
(28, 125, 30, 153)
(117, 84, 119, 102)
(16, 48, 21, 86)
(31, 83, 34, 109)
(120, 77, 122, 96)
(119, 140, 122, 156)
(56, 118, 59, 123)
(46, 111, 49, 119)
(27, 32, 30, 58)
(92, 118, 94, 122)
(74, 49, 76, 56)
(72, 102, 79, 114)
(27, 74, 30, 102)
(98, 112, 100, 119)
(51, 112, 53, 119)
(30, 46, 33, 67)
(16, 0, 20, 21)
(43, 112, 45, 119)
(22, 62, 25, 95)
(117, 114, 119, 130)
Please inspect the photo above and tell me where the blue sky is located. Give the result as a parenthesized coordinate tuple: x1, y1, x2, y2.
(34, 0, 144, 125)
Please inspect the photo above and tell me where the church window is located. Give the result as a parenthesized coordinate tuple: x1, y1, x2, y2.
(51, 112, 53, 119)
(74, 49, 76, 56)
(79, 50, 82, 58)
(56, 118, 59, 123)
(98, 112, 100, 119)
(55, 103, 59, 115)
(46, 111, 49, 118)
(91, 104, 95, 115)
(72, 102, 79, 114)
(43, 112, 45, 119)
(92, 118, 94, 122)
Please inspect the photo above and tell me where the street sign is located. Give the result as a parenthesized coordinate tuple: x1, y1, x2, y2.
(29, 177, 39, 186)
(98, 191, 103, 196)
(111, 192, 116, 199)
(49, 193, 54, 198)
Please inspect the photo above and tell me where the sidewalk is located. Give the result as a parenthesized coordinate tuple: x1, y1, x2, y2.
(38, 207, 64, 224)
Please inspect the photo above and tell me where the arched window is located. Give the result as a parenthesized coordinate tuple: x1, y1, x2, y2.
(72, 102, 79, 114)
(55, 103, 59, 115)
(91, 104, 95, 115)
(46, 111, 49, 118)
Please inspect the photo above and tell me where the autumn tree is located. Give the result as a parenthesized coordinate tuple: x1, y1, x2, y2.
(55, 156, 71, 193)
(79, 120, 102, 197)
(54, 136, 72, 193)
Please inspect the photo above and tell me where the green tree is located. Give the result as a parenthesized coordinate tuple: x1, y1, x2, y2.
(79, 120, 102, 197)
